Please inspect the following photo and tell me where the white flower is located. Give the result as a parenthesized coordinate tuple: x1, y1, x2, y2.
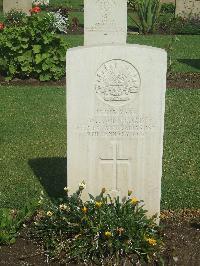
(79, 181, 86, 190)
(48, 10, 69, 34)
(59, 204, 68, 211)
(38, 200, 42, 205)
(46, 211, 53, 217)
(64, 186, 70, 192)
(32, 0, 49, 6)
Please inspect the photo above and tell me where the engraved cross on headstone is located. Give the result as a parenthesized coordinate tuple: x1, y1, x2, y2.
(84, 0, 127, 46)
(99, 141, 130, 192)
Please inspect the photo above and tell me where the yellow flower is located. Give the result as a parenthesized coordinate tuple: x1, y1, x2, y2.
(46, 211, 53, 217)
(95, 201, 103, 208)
(146, 237, 157, 246)
(104, 231, 112, 238)
(130, 197, 138, 205)
(82, 206, 88, 214)
(59, 204, 68, 211)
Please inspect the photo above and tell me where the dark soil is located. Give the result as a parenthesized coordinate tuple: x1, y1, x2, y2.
(0, 72, 199, 89)
(167, 72, 200, 89)
(0, 210, 199, 266)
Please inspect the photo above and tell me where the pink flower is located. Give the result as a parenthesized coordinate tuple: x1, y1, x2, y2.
(0, 22, 4, 30)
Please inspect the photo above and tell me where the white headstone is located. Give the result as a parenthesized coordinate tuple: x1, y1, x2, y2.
(67, 45, 167, 217)
(84, 0, 127, 45)
(67, 0, 167, 218)
(3, 0, 32, 15)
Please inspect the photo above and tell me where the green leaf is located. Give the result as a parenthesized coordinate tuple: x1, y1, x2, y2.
(9, 65, 16, 75)
(39, 73, 51, 81)
(9, 237, 17, 244)
(32, 45, 41, 54)
(5, 76, 12, 82)
(35, 54, 42, 64)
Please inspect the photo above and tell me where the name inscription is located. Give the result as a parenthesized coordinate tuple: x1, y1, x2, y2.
(77, 109, 155, 137)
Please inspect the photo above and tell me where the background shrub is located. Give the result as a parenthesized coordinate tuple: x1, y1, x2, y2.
(0, 13, 68, 81)
(128, 0, 161, 34)
(5, 9, 27, 27)
(160, 3, 175, 14)
(156, 14, 200, 35)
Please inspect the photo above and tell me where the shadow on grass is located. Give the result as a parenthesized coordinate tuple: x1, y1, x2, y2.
(127, 25, 139, 32)
(178, 59, 200, 70)
(29, 157, 67, 200)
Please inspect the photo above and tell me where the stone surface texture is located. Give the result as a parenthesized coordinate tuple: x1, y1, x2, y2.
(176, 0, 200, 18)
(67, 45, 167, 217)
(3, 0, 32, 15)
(84, 0, 127, 45)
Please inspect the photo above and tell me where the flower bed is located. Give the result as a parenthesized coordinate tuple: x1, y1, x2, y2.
(0, 6, 69, 81)
(31, 183, 163, 265)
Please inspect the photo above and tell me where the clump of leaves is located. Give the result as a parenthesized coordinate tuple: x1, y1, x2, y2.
(32, 183, 163, 265)
(5, 9, 27, 27)
(0, 202, 37, 245)
(160, 3, 175, 14)
(129, 0, 161, 34)
(0, 13, 68, 81)
(165, 35, 179, 74)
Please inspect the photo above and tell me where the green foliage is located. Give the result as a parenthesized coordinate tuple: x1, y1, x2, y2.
(157, 13, 200, 35)
(50, 0, 83, 9)
(128, 0, 138, 10)
(0, 202, 37, 245)
(0, 0, 2, 12)
(156, 13, 175, 34)
(5, 9, 27, 27)
(165, 36, 180, 73)
(160, 3, 175, 14)
(173, 16, 200, 35)
(129, 0, 161, 34)
(0, 13, 68, 81)
(32, 184, 162, 265)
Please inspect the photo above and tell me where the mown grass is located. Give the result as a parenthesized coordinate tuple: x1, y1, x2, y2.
(0, 86, 67, 209)
(162, 89, 200, 209)
(64, 34, 200, 73)
(0, 87, 199, 210)
(50, 0, 83, 9)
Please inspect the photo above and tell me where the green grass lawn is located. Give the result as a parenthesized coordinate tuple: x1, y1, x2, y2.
(64, 34, 200, 73)
(50, 0, 83, 9)
(0, 87, 199, 210)
(0, 87, 67, 209)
